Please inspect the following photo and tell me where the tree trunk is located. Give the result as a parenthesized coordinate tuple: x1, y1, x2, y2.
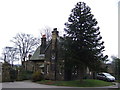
(64, 61, 72, 81)
(77, 65, 86, 82)
(22, 57, 26, 70)
(64, 68, 72, 81)
(92, 71, 97, 79)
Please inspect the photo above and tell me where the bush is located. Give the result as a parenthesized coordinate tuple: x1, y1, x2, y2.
(2, 62, 16, 82)
(17, 69, 33, 81)
(32, 71, 44, 82)
(9, 69, 17, 82)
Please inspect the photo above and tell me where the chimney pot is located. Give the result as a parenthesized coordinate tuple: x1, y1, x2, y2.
(54, 28, 57, 31)
(42, 34, 46, 38)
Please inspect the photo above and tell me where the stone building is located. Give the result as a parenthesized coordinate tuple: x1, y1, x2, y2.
(27, 28, 64, 80)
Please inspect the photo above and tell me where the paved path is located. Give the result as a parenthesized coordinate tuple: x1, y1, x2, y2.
(1, 80, 118, 88)
(2, 80, 60, 88)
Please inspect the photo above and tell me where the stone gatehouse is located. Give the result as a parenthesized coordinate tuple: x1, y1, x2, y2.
(26, 28, 64, 80)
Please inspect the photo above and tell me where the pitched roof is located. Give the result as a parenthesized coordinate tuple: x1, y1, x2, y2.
(30, 36, 62, 61)
(30, 46, 44, 61)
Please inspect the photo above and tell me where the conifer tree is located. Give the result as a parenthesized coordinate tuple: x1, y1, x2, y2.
(64, 2, 108, 80)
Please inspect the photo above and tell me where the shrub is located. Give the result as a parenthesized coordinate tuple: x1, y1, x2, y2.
(16, 69, 33, 81)
(9, 69, 17, 82)
(32, 71, 44, 82)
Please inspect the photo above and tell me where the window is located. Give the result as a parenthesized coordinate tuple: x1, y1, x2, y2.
(47, 65, 49, 74)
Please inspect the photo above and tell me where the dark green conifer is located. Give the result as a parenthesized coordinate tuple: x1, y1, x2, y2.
(64, 2, 108, 80)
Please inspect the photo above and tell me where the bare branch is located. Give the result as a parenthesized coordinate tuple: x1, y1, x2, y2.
(11, 33, 40, 64)
(1, 47, 19, 65)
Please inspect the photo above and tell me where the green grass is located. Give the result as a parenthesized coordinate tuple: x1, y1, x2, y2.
(37, 79, 114, 87)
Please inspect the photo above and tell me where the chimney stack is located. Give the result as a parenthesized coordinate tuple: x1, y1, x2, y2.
(40, 35, 46, 54)
(52, 28, 59, 50)
(41, 35, 46, 47)
(52, 28, 59, 36)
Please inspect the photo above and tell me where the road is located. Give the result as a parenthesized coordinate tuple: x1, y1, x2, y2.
(1, 80, 118, 89)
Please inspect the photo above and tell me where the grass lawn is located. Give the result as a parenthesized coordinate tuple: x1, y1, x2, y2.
(37, 79, 114, 87)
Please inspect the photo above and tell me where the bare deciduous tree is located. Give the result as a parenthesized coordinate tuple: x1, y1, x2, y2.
(1, 47, 19, 66)
(11, 33, 40, 65)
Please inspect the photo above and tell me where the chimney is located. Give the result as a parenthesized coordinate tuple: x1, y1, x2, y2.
(52, 28, 59, 37)
(40, 35, 46, 54)
(41, 35, 46, 47)
(52, 28, 59, 50)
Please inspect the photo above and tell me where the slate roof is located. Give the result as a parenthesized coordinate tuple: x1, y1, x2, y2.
(30, 46, 43, 61)
(29, 36, 62, 61)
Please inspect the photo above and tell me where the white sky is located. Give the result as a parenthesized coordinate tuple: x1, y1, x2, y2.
(0, 0, 119, 62)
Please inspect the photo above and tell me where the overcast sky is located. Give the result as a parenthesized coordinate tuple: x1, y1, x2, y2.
(0, 0, 119, 62)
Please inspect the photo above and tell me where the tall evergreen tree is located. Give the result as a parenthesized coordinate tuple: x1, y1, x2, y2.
(64, 2, 108, 80)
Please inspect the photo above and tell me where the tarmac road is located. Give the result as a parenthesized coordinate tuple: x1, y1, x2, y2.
(1, 80, 118, 90)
